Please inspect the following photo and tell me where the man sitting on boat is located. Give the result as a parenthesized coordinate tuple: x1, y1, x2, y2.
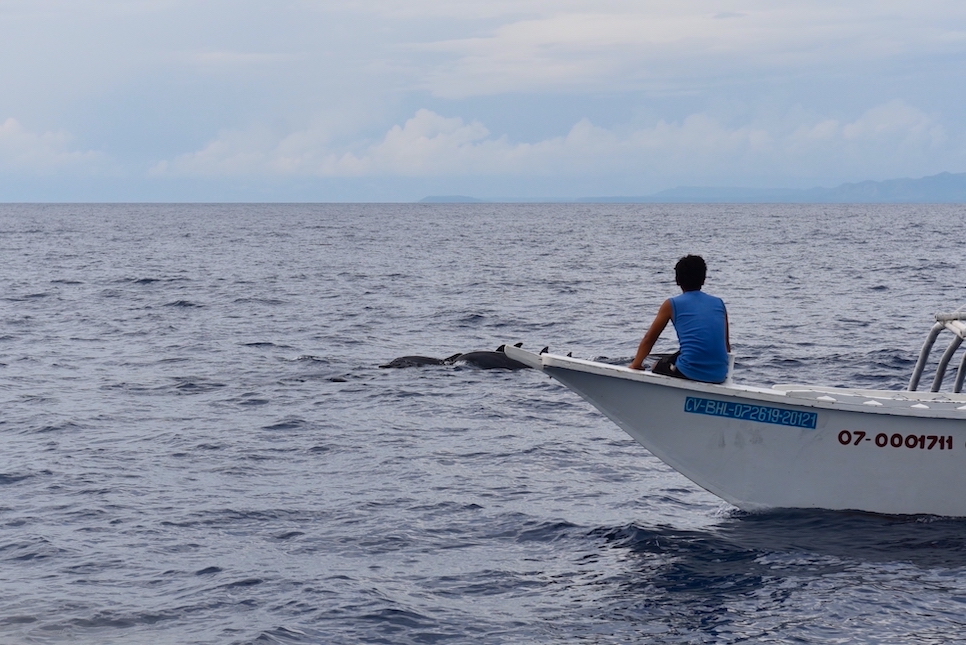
(629, 255, 731, 383)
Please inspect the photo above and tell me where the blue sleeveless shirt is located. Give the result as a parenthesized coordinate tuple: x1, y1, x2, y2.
(669, 290, 729, 383)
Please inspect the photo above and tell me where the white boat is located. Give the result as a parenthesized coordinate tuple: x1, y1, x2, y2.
(504, 311, 966, 517)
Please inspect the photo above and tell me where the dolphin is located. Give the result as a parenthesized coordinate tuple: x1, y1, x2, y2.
(451, 343, 545, 370)
(380, 353, 462, 368)
(380, 343, 544, 370)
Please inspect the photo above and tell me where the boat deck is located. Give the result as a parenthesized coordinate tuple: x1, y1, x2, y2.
(773, 384, 966, 414)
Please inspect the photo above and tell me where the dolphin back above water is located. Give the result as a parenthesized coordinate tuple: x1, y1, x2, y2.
(380, 344, 541, 370)
(452, 346, 530, 370)
(379, 353, 462, 369)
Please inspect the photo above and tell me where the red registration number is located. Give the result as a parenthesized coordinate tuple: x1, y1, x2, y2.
(838, 430, 954, 451)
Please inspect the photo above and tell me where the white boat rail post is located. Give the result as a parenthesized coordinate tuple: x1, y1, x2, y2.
(911, 311, 966, 393)
(955, 351, 966, 393)
(909, 321, 945, 391)
(932, 333, 965, 392)
(936, 313, 966, 393)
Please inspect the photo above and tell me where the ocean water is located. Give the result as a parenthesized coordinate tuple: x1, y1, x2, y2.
(1, 202, 965, 644)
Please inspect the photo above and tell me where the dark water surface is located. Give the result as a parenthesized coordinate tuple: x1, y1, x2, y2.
(1, 203, 965, 644)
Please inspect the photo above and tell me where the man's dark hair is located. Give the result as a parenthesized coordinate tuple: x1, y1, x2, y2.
(675, 255, 707, 291)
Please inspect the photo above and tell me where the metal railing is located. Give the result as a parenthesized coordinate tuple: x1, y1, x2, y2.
(909, 310, 966, 393)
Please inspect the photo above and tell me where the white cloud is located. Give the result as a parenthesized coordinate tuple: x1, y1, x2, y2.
(785, 101, 947, 165)
(154, 110, 506, 177)
(0, 118, 106, 174)
(153, 101, 960, 189)
(306, 0, 648, 20)
(842, 100, 945, 145)
(400, 3, 966, 97)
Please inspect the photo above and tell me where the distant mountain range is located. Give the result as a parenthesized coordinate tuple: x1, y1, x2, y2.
(420, 172, 966, 204)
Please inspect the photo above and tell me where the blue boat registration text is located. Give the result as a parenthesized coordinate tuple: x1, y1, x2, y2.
(684, 397, 818, 429)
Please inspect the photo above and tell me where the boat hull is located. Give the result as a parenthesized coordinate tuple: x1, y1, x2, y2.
(507, 347, 966, 516)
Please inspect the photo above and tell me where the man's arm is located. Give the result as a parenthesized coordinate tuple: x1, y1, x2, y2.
(629, 299, 673, 370)
(725, 309, 731, 353)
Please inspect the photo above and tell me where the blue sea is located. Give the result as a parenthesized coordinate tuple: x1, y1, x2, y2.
(1, 203, 965, 644)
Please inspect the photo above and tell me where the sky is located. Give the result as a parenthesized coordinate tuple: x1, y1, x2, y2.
(1, 0, 966, 201)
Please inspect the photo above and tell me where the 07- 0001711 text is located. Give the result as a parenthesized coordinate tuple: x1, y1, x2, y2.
(838, 430, 955, 451)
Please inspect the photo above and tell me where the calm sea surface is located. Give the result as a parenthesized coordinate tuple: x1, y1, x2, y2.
(1, 203, 965, 644)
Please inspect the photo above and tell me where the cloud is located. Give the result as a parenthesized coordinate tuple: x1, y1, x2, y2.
(153, 100, 960, 189)
(401, 3, 966, 97)
(311, 0, 644, 20)
(154, 110, 505, 177)
(0, 118, 106, 174)
(841, 101, 945, 145)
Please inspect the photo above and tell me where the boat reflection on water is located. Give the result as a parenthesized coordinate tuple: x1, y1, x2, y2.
(598, 510, 966, 571)
(582, 509, 966, 640)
